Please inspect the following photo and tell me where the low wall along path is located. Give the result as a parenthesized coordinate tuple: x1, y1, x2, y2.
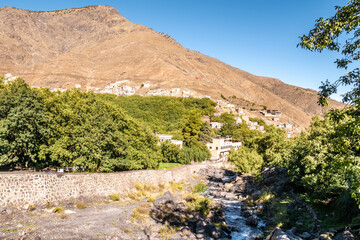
(0, 161, 231, 207)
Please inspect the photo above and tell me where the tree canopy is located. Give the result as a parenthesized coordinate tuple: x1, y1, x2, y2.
(0, 79, 213, 172)
(299, 0, 360, 105)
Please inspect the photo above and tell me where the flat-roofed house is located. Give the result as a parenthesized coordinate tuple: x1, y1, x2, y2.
(156, 134, 183, 148)
(206, 137, 242, 160)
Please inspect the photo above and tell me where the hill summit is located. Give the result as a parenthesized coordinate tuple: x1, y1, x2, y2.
(0, 5, 343, 128)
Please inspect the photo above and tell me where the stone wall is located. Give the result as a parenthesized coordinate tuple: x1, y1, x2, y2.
(0, 161, 230, 207)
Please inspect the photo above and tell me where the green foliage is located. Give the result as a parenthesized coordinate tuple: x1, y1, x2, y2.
(161, 140, 181, 163)
(100, 94, 216, 133)
(109, 194, 121, 201)
(0, 79, 163, 171)
(186, 194, 214, 216)
(179, 145, 211, 164)
(0, 80, 52, 170)
(75, 201, 87, 209)
(211, 112, 235, 123)
(0, 79, 216, 171)
(228, 147, 264, 175)
(298, 0, 360, 105)
(192, 181, 208, 193)
(158, 162, 182, 169)
(286, 115, 349, 200)
(182, 111, 203, 147)
(198, 122, 215, 144)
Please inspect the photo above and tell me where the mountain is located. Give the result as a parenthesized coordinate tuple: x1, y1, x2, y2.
(0, 5, 344, 128)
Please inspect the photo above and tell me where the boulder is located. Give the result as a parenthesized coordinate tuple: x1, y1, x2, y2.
(261, 166, 289, 192)
(299, 232, 311, 239)
(266, 227, 301, 240)
(224, 192, 236, 200)
(245, 215, 258, 227)
(153, 191, 176, 212)
(341, 230, 357, 240)
(196, 220, 229, 239)
(254, 203, 265, 215)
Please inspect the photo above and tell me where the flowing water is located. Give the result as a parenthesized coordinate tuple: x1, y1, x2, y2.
(207, 174, 265, 239)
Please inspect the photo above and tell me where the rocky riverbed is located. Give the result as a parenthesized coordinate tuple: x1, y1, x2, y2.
(0, 165, 359, 239)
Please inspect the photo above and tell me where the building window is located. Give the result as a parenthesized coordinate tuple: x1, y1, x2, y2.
(216, 147, 218, 150)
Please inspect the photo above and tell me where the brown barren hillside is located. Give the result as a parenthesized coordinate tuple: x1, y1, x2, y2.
(0, 5, 344, 128)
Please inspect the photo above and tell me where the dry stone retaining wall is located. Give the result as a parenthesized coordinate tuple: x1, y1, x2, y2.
(0, 161, 230, 207)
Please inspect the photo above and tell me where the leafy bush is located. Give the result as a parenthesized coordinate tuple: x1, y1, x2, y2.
(192, 181, 208, 194)
(228, 147, 264, 176)
(109, 194, 121, 201)
(75, 201, 87, 209)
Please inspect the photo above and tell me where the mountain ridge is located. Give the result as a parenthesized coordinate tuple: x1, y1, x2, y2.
(0, 5, 344, 128)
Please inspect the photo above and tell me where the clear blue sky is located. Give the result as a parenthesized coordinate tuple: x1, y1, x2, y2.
(1, 0, 349, 100)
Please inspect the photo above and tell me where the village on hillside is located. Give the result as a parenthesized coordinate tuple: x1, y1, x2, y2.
(3, 73, 296, 156)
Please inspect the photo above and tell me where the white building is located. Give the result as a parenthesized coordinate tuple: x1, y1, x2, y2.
(235, 116, 243, 125)
(210, 122, 224, 129)
(171, 88, 180, 93)
(156, 134, 183, 148)
(206, 137, 242, 160)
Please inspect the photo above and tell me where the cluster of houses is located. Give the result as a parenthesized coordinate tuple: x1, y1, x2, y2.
(99, 80, 136, 95)
(145, 88, 194, 97)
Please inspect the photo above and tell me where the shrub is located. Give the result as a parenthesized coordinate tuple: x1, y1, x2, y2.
(45, 201, 54, 208)
(192, 181, 208, 194)
(228, 147, 264, 176)
(147, 195, 156, 202)
(109, 194, 121, 201)
(27, 204, 36, 212)
(52, 207, 64, 213)
(169, 181, 185, 191)
(75, 201, 87, 209)
(134, 182, 144, 191)
(185, 194, 214, 216)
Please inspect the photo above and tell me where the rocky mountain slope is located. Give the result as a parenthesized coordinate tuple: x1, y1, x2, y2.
(0, 5, 344, 128)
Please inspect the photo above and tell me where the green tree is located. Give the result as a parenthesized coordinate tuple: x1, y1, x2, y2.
(0, 79, 51, 170)
(298, 0, 360, 105)
(182, 111, 203, 147)
(228, 147, 264, 176)
(161, 140, 181, 163)
(298, 0, 360, 206)
(198, 122, 215, 144)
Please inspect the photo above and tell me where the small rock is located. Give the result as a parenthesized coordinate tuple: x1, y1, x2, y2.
(242, 209, 252, 217)
(16, 224, 23, 228)
(319, 234, 331, 240)
(290, 227, 297, 235)
(254, 203, 264, 215)
(6, 209, 12, 215)
(300, 232, 311, 239)
(343, 230, 356, 240)
(180, 227, 191, 237)
(64, 210, 76, 214)
(251, 190, 262, 200)
(225, 192, 235, 200)
(245, 215, 258, 227)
